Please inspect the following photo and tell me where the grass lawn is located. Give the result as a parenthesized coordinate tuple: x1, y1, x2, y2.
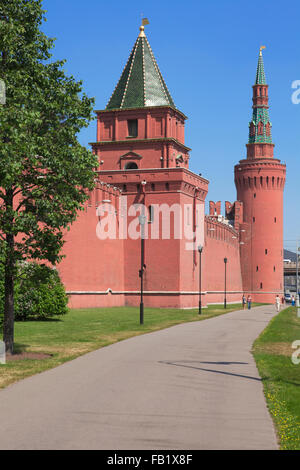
(0, 302, 259, 389)
(253, 306, 300, 450)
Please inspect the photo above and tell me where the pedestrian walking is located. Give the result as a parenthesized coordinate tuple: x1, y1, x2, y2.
(242, 294, 246, 310)
(292, 296, 295, 307)
(275, 295, 280, 312)
(247, 295, 252, 310)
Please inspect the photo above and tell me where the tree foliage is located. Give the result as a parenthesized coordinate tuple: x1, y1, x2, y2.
(0, 0, 98, 352)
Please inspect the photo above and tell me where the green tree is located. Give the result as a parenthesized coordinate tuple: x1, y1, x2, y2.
(0, 0, 98, 353)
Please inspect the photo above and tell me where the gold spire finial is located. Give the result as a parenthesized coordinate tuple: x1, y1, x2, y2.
(259, 45, 266, 56)
(139, 18, 149, 37)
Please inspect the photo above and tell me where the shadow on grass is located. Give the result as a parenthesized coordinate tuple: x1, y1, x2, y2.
(15, 317, 63, 322)
(260, 376, 300, 388)
(11, 343, 30, 354)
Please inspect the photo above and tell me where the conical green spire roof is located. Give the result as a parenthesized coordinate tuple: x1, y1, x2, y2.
(249, 47, 272, 144)
(255, 49, 267, 84)
(106, 26, 175, 110)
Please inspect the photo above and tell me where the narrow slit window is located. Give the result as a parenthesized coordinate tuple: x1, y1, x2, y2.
(148, 205, 154, 224)
(127, 119, 138, 137)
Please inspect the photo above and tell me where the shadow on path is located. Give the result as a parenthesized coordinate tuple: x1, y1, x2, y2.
(159, 360, 262, 382)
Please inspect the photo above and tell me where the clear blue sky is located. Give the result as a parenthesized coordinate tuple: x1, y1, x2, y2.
(42, 0, 300, 251)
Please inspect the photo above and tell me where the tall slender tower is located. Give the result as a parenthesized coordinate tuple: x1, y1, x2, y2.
(235, 47, 286, 303)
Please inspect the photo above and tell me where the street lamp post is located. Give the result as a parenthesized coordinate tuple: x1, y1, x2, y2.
(224, 257, 228, 309)
(139, 214, 146, 325)
(139, 180, 147, 325)
(198, 245, 203, 314)
(296, 241, 300, 311)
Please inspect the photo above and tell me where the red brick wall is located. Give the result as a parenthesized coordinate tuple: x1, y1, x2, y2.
(203, 217, 243, 304)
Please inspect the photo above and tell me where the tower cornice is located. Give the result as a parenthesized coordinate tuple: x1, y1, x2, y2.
(90, 137, 191, 152)
(95, 105, 188, 121)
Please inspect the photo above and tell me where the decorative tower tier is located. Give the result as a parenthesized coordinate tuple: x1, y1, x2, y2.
(91, 22, 190, 171)
(235, 47, 286, 303)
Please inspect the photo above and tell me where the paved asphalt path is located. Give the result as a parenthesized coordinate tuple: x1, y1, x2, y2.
(0, 305, 278, 450)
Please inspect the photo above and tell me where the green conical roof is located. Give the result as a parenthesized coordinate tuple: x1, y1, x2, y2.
(106, 27, 175, 110)
(249, 48, 272, 144)
(255, 50, 267, 85)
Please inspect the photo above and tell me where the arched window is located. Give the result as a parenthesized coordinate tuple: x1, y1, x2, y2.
(250, 123, 255, 137)
(124, 161, 138, 170)
(257, 122, 263, 135)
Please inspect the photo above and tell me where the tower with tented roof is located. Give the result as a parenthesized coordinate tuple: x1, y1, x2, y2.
(90, 21, 208, 308)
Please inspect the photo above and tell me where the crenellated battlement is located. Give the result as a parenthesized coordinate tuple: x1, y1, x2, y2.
(205, 215, 240, 247)
(86, 180, 122, 208)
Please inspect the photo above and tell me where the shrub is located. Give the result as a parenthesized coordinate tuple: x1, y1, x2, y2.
(0, 262, 68, 321)
(0, 266, 3, 332)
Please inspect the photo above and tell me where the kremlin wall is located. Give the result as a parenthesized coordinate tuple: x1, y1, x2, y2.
(57, 25, 286, 309)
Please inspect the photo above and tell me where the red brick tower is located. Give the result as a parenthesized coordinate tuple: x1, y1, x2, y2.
(235, 47, 286, 303)
(90, 22, 208, 308)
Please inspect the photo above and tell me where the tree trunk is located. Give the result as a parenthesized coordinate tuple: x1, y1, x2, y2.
(3, 234, 15, 355)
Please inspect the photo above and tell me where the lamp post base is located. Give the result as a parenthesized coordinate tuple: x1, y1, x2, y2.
(140, 303, 144, 325)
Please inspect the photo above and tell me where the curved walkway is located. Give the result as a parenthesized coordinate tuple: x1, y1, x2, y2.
(0, 305, 278, 449)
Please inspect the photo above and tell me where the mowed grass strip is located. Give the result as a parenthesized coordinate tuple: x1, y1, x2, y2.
(253, 306, 300, 450)
(0, 302, 258, 389)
